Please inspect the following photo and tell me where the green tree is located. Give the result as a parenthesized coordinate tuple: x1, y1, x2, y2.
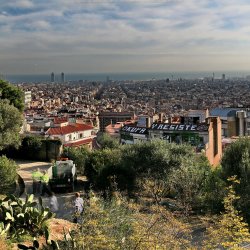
(21, 136, 42, 157)
(205, 177, 250, 249)
(167, 155, 213, 212)
(121, 140, 194, 179)
(0, 155, 18, 193)
(202, 166, 226, 212)
(63, 146, 90, 174)
(221, 138, 250, 180)
(221, 137, 250, 220)
(0, 100, 23, 150)
(85, 148, 123, 188)
(85, 141, 203, 196)
(97, 133, 120, 149)
(0, 80, 24, 112)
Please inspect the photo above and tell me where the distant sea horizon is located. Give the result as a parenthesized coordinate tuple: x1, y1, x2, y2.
(3, 71, 250, 83)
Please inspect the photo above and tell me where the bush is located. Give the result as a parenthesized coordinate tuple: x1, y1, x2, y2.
(0, 100, 23, 150)
(21, 136, 42, 157)
(62, 146, 89, 174)
(221, 137, 250, 221)
(1, 137, 62, 161)
(85, 148, 122, 185)
(0, 156, 18, 193)
(97, 164, 136, 193)
(97, 133, 120, 149)
(58, 192, 192, 250)
(85, 141, 205, 197)
(205, 177, 250, 249)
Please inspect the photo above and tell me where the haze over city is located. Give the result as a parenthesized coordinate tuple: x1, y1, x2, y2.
(1, 0, 250, 74)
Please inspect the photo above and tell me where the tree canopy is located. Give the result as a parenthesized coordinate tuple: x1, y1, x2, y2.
(0, 100, 23, 150)
(221, 137, 250, 181)
(205, 177, 250, 249)
(0, 80, 24, 112)
(0, 155, 18, 192)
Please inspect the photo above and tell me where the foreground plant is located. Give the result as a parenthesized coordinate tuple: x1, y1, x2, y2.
(0, 194, 54, 240)
(204, 176, 250, 249)
(58, 191, 191, 250)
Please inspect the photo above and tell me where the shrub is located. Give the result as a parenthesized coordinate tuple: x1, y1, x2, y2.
(58, 192, 192, 250)
(97, 133, 120, 149)
(204, 177, 250, 249)
(63, 146, 89, 174)
(0, 156, 18, 193)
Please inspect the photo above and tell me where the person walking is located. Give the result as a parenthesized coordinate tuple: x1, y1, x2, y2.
(40, 170, 50, 196)
(32, 168, 42, 195)
(49, 192, 59, 214)
(73, 192, 84, 223)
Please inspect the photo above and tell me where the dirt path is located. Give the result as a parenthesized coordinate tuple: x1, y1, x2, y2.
(17, 160, 51, 194)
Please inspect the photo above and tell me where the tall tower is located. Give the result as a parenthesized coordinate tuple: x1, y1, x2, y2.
(61, 72, 65, 83)
(51, 72, 55, 82)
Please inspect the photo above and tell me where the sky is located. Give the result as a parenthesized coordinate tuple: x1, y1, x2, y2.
(1, 0, 250, 74)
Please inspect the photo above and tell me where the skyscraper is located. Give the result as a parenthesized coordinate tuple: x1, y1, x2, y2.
(51, 72, 55, 82)
(61, 72, 65, 83)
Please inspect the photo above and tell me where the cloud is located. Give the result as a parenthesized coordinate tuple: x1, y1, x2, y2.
(1, 0, 250, 74)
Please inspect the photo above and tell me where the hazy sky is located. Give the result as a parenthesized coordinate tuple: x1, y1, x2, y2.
(1, 0, 250, 74)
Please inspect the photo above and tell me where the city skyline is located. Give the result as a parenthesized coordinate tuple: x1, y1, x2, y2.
(1, 0, 250, 74)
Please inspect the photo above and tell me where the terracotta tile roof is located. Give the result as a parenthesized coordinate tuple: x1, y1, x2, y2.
(46, 123, 93, 135)
(54, 117, 68, 124)
(64, 138, 93, 147)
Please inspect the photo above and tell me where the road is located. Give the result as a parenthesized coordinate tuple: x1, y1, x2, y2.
(17, 160, 86, 220)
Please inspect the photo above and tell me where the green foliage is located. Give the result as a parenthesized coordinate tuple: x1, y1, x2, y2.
(167, 156, 211, 211)
(221, 137, 250, 180)
(21, 136, 42, 156)
(0, 194, 54, 241)
(0, 156, 18, 193)
(0, 100, 23, 150)
(166, 155, 226, 213)
(97, 133, 120, 149)
(205, 176, 250, 249)
(85, 141, 208, 196)
(221, 137, 250, 220)
(121, 140, 194, 178)
(58, 192, 191, 250)
(63, 147, 89, 174)
(202, 166, 226, 212)
(97, 164, 136, 193)
(85, 148, 122, 185)
(2, 137, 62, 161)
(0, 80, 24, 112)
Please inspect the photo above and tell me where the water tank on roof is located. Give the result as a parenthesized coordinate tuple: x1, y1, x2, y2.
(237, 111, 247, 136)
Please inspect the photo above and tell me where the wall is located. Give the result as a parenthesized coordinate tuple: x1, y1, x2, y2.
(205, 117, 222, 166)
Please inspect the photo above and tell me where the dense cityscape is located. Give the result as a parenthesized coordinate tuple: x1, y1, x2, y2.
(17, 74, 250, 165)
